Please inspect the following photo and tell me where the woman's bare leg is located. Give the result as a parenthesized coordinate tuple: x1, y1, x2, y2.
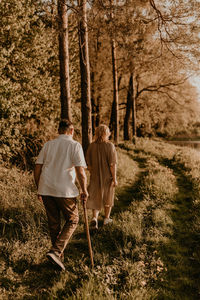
(90, 209, 99, 229)
(92, 209, 99, 219)
(104, 206, 112, 219)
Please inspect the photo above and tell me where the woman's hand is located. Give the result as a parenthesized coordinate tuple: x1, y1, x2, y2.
(38, 195, 43, 203)
(112, 179, 118, 187)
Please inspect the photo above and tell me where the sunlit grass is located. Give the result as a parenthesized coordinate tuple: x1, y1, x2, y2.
(1, 139, 200, 299)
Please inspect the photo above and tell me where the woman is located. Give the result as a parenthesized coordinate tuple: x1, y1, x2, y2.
(86, 124, 117, 229)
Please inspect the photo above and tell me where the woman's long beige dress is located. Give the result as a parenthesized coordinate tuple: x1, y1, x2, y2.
(86, 141, 117, 210)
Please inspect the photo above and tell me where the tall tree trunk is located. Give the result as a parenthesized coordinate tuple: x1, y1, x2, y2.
(132, 78, 137, 138)
(57, 0, 71, 120)
(124, 73, 134, 140)
(91, 99, 96, 136)
(91, 78, 100, 135)
(109, 76, 121, 136)
(78, 0, 92, 153)
(91, 33, 101, 135)
(96, 96, 100, 127)
(109, 99, 115, 133)
(51, 0, 56, 30)
(111, 38, 119, 144)
(109, 0, 119, 144)
(91, 71, 96, 135)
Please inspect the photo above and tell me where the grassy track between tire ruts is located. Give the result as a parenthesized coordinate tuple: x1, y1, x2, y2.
(1, 138, 200, 299)
(157, 162, 200, 299)
(121, 139, 200, 299)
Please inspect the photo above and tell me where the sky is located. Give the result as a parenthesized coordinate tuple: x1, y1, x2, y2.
(190, 76, 200, 100)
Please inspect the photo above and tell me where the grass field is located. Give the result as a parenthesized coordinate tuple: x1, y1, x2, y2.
(1, 138, 200, 299)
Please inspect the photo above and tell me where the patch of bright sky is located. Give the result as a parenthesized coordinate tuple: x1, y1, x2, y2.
(152, 0, 200, 100)
(190, 76, 200, 100)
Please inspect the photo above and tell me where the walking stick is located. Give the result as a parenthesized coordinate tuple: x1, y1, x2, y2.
(82, 200, 94, 268)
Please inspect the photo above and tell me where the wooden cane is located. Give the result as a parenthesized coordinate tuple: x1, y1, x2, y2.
(82, 201, 94, 268)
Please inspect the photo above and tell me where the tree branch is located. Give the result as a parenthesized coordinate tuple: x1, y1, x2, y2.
(136, 75, 192, 106)
(136, 76, 190, 98)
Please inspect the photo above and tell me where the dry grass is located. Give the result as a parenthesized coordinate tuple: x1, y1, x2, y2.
(1, 139, 200, 299)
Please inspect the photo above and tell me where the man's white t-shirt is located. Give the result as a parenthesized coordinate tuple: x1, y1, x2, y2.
(36, 135, 87, 198)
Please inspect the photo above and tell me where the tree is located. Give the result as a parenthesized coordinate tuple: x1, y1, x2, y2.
(57, 0, 72, 120)
(124, 73, 134, 140)
(0, 0, 60, 167)
(111, 0, 200, 139)
(111, 35, 119, 144)
(91, 71, 100, 134)
(78, 0, 92, 153)
(87, 0, 151, 141)
(134, 54, 200, 137)
(109, 0, 119, 143)
(88, 5, 113, 133)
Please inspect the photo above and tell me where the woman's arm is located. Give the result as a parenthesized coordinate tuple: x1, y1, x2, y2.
(110, 163, 118, 187)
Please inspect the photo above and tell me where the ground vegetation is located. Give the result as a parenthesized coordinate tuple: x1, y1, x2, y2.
(1, 139, 200, 298)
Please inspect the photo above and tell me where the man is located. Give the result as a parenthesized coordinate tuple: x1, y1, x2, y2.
(34, 119, 88, 271)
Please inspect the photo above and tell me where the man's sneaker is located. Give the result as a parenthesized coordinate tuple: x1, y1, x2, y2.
(47, 251, 65, 271)
(90, 218, 98, 230)
(103, 218, 113, 225)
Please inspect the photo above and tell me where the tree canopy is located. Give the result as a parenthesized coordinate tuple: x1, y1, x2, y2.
(1, 0, 200, 167)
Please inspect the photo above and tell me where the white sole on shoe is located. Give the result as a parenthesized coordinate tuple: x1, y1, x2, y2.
(47, 252, 65, 271)
(103, 219, 113, 225)
(90, 219, 98, 230)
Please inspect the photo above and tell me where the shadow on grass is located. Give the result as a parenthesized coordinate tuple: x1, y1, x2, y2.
(63, 147, 149, 268)
(113, 151, 148, 216)
(121, 145, 200, 298)
(135, 146, 200, 299)
(84, 153, 149, 265)
(14, 257, 88, 299)
(0, 207, 48, 242)
(156, 158, 200, 299)
(0, 260, 62, 299)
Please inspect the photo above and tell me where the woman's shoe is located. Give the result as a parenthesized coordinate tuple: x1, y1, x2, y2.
(103, 218, 113, 225)
(90, 218, 98, 230)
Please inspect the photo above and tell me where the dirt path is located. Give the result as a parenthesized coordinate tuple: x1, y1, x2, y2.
(119, 144, 200, 299)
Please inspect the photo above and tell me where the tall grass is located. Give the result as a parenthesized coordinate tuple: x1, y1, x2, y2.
(1, 139, 200, 299)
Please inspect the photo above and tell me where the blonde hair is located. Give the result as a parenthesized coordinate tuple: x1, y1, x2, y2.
(94, 124, 110, 142)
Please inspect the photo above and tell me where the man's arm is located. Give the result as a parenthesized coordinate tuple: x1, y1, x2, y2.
(75, 166, 88, 201)
(110, 163, 118, 187)
(34, 164, 43, 189)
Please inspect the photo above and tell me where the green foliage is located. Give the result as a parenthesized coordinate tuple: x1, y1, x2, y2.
(1, 0, 200, 167)
(0, 0, 61, 167)
(89, 0, 200, 138)
(0, 1, 81, 168)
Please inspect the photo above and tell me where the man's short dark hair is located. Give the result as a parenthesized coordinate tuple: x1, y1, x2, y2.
(58, 119, 73, 133)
